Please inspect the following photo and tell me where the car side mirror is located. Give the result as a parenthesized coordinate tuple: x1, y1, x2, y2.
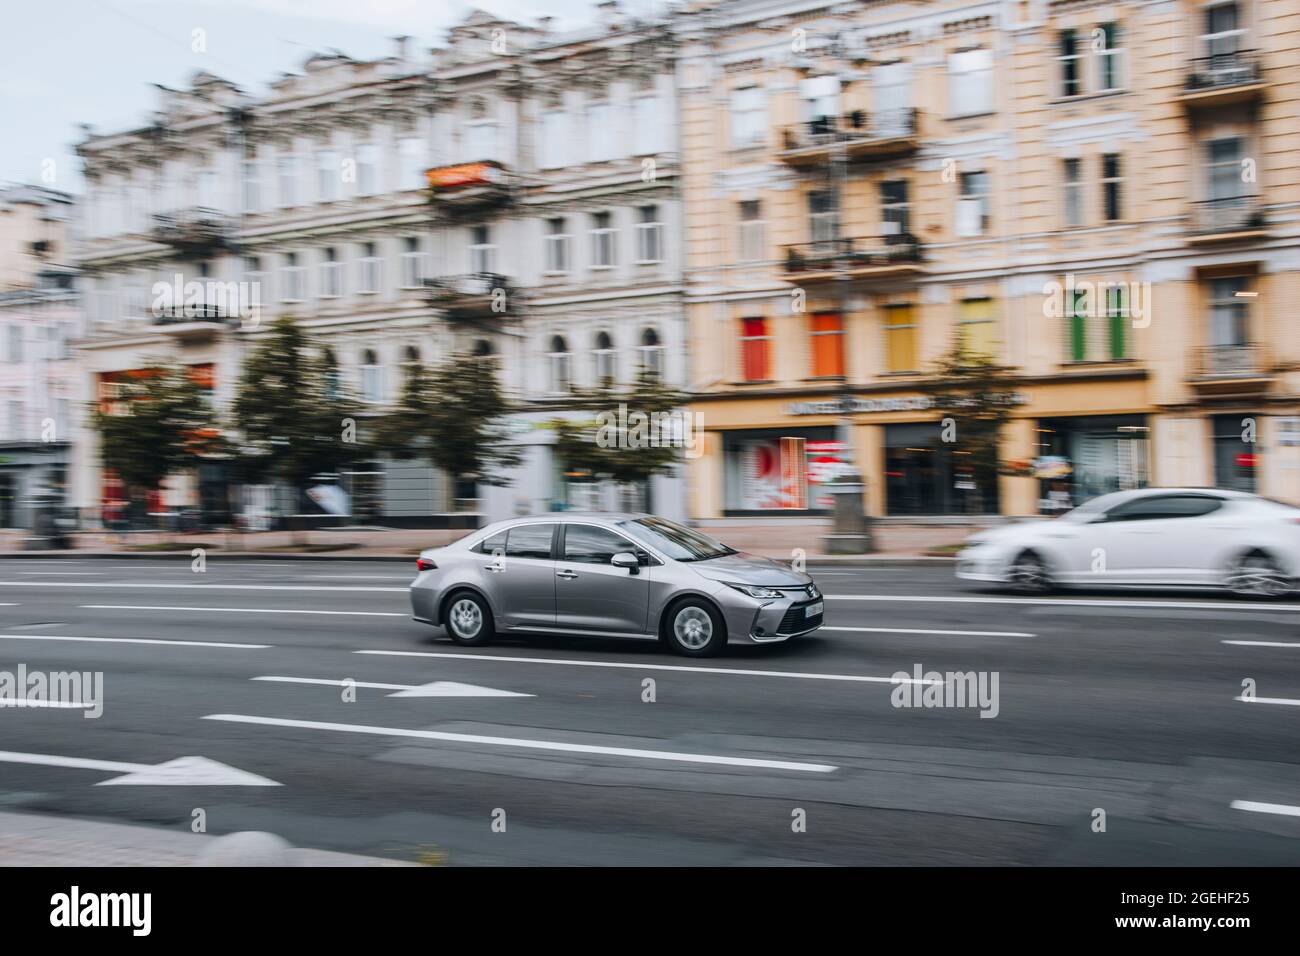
(1089, 513, 1111, 523)
(611, 552, 640, 573)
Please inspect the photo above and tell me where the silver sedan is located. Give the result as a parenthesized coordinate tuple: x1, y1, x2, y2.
(410, 513, 823, 656)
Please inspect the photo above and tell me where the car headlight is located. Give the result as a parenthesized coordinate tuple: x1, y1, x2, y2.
(727, 583, 784, 599)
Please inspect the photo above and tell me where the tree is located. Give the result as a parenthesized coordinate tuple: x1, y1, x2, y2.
(551, 372, 690, 505)
(231, 315, 364, 500)
(374, 349, 522, 496)
(920, 343, 1022, 513)
(91, 364, 221, 521)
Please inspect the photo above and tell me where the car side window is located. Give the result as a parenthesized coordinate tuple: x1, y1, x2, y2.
(563, 525, 638, 565)
(474, 530, 508, 555)
(504, 524, 556, 560)
(1108, 495, 1222, 521)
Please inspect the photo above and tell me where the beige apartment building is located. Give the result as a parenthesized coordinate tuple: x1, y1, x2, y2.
(678, 0, 1300, 520)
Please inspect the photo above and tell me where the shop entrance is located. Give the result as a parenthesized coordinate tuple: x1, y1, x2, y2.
(883, 423, 999, 516)
(1033, 415, 1150, 512)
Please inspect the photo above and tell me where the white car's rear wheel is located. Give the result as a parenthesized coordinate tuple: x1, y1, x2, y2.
(1227, 552, 1292, 599)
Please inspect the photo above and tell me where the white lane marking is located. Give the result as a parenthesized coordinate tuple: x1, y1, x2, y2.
(823, 625, 1034, 637)
(354, 649, 940, 685)
(0, 700, 88, 709)
(1231, 800, 1300, 818)
(201, 714, 838, 773)
(0, 750, 280, 786)
(252, 676, 533, 698)
(17, 571, 104, 575)
(1223, 640, 1300, 648)
(0, 633, 270, 649)
(0, 581, 404, 592)
(83, 604, 404, 618)
(826, 594, 1299, 611)
(1236, 695, 1300, 707)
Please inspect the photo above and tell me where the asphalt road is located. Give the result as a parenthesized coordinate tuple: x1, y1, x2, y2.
(1, 555, 1298, 866)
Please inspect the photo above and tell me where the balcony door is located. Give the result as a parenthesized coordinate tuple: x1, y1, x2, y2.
(872, 62, 910, 136)
(1204, 2, 1243, 62)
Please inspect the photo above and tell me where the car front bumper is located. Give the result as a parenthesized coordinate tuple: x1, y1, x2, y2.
(716, 589, 825, 644)
(955, 546, 1010, 583)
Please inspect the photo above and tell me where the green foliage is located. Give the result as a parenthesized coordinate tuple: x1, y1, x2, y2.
(91, 364, 220, 502)
(231, 315, 365, 488)
(551, 372, 690, 485)
(374, 349, 522, 486)
(921, 343, 1019, 479)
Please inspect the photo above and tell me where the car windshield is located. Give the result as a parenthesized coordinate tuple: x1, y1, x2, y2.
(1057, 493, 1125, 522)
(618, 516, 737, 561)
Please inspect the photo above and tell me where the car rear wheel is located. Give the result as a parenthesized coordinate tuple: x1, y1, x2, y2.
(444, 590, 494, 645)
(1007, 550, 1053, 594)
(1226, 551, 1292, 600)
(662, 598, 727, 657)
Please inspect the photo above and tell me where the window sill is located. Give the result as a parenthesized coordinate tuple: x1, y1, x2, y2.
(801, 376, 846, 383)
(1047, 89, 1127, 106)
(728, 379, 775, 386)
(945, 111, 995, 122)
(635, 260, 663, 267)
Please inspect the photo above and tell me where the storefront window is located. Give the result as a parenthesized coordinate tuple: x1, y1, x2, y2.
(722, 427, 839, 513)
(1213, 413, 1258, 492)
(1034, 415, 1150, 512)
(884, 422, 999, 516)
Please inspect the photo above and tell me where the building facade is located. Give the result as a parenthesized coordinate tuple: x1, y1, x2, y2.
(71, 4, 686, 528)
(679, 0, 1300, 520)
(0, 185, 79, 530)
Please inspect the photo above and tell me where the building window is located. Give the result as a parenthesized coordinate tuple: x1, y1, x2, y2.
(590, 212, 615, 269)
(360, 349, 383, 403)
(957, 171, 991, 237)
(1063, 158, 1084, 227)
(545, 218, 570, 274)
(1203, 2, 1243, 59)
(539, 105, 570, 170)
(594, 331, 616, 384)
(317, 149, 339, 202)
(1206, 137, 1244, 201)
(243, 256, 264, 302)
(469, 225, 495, 274)
(948, 48, 993, 116)
(881, 180, 910, 236)
(1209, 276, 1250, 348)
(632, 93, 663, 156)
(738, 200, 764, 262)
(809, 191, 839, 246)
(6, 325, 22, 364)
(399, 136, 425, 191)
(884, 304, 917, 373)
(635, 205, 662, 263)
(1101, 153, 1123, 221)
(358, 241, 382, 294)
(356, 143, 378, 195)
(242, 158, 261, 213)
(549, 335, 571, 393)
(586, 98, 615, 162)
(400, 237, 425, 288)
(739, 317, 770, 381)
(1095, 23, 1123, 91)
(729, 87, 765, 149)
(280, 251, 305, 302)
(810, 312, 845, 378)
(639, 327, 663, 379)
(1106, 285, 1128, 360)
(1213, 412, 1256, 492)
(277, 152, 297, 207)
(320, 246, 342, 298)
(1059, 29, 1083, 96)
(958, 298, 997, 359)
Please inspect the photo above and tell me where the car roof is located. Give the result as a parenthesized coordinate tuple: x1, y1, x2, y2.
(483, 512, 652, 528)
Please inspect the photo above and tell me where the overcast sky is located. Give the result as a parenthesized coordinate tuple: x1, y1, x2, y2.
(0, 0, 616, 193)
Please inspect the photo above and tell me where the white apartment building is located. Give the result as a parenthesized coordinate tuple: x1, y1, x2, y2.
(72, 4, 686, 528)
(0, 185, 79, 529)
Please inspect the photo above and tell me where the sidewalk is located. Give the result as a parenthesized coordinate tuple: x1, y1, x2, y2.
(0, 811, 416, 866)
(0, 521, 991, 561)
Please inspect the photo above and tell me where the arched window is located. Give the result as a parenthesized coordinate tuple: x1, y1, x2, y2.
(639, 327, 663, 379)
(404, 345, 420, 364)
(548, 335, 571, 394)
(360, 348, 383, 403)
(473, 339, 494, 357)
(322, 347, 341, 400)
(593, 331, 616, 384)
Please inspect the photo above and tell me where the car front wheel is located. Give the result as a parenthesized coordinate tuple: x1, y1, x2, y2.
(443, 590, 494, 645)
(1226, 551, 1293, 600)
(1007, 550, 1053, 594)
(663, 598, 727, 657)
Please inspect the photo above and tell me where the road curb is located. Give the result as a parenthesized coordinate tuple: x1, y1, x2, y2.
(0, 550, 956, 566)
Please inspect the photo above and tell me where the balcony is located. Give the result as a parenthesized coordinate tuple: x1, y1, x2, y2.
(1180, 51, 1266, 109)
(1187, 197, 1267, 244)
(780, 109, 920, 167)
(1188, 344, 1274, 397)
(783, 234, 924, 282)
(151, 304, 241, 341)
(421, 273, 517, 322)
(425, 161, 513, 220)
(149, 208, 233, 255)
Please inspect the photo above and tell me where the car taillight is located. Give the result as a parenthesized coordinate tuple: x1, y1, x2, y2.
(416, 557, 437, 572)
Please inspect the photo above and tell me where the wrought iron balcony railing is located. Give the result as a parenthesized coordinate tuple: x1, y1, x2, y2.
(783, 234, 923, 275)
(1184, 50, 1263, 93)
(421, 273, 516, 319)
(1196, 344, 1263, 378)
(780, 109, 920, 163)
(149, 207, 232, 254)
(1189, 197, 1265, 236)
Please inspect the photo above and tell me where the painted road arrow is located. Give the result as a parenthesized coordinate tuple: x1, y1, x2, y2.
(0, 750, 281, 786)
(251, 676, 533, 698)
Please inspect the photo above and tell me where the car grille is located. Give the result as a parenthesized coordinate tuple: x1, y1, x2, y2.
(777, 602, 822, 634)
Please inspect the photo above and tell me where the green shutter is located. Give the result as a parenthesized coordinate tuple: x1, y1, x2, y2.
(1070, 312, 1086, 361)
(1108, 287, 1126, 359)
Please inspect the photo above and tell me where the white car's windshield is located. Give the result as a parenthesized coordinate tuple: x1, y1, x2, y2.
(1057, 493, 1126, 522)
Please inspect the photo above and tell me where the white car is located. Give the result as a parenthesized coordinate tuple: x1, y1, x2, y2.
(956, 488, 1300, 598)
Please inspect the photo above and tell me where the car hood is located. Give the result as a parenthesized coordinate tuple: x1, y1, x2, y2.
(964, 520, 1065, 547)
(687, 551, 813, 587)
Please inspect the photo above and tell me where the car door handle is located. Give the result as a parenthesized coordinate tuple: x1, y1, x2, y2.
(556, 569, 578, 580)
(483, 563, 505, 572)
